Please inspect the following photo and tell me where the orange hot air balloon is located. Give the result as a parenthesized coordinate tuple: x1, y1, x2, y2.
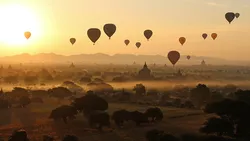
(70, 38, 76, 45)
(168, 51, 180, 66)
(179, 37, 186, 45)
(187, 55, 191, 60)
(202, 33, 208, 40)
(136, 42, 141, 48)
(211, 33, 217, 40)
(24, 31, 31, 39)
(124, 39, 130, 46)
(144, 29, 153, 41)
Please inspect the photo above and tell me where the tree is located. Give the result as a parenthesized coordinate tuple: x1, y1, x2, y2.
(4, 75, 19, 84)
(133, 84, 146, 95)
(233, 90, 250, 104)
(190, 84, 210, 108)
(200, 117, 234, 136)
(209, 91, 224, 103)
(79, 76, 91, 84)
(48, 87, 75, 103)
(204, 99, 250, 137)
(147, 89, 159, 96)
(71, 93, 108, 116)
(223, 84, 238, 94)
(24, 75, 38, 85)
(19, 96, 31, 108)
(9, 87, 29, 98)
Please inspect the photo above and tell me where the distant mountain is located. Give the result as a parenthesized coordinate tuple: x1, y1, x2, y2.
(0, 53, 248, 66)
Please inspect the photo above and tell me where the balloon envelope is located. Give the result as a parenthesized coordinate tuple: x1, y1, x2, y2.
(136, 42, 141, 48)
(225, 12, 235, 24)
(87, 28, 101, 45)
(70, 38, 76, 45)
(187, 55, 191, 60)
(179, 37, 186, 45)
(235, 13, 240, 18)
(202, 33, 208, 40)
(103, 24, 116, 39)
(144, 30, 153, 41)
(124, 40, 130, 46)
(211, 33, 217, 40)
(168, 51, 180, 66)
(24, 31, 31, 39)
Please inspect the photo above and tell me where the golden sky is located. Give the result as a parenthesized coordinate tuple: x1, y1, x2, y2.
(0, 0, 249, 60)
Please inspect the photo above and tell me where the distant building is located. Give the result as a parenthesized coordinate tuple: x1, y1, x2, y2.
(175, 69, 183, 77)
(69, 63, 75, 68)
(201, 60, 206, 66)
(8, 65, 12, 70)
(136, 62, 154, 80)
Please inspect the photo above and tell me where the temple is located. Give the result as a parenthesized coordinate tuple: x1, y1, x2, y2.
(136, 62, 154, 80)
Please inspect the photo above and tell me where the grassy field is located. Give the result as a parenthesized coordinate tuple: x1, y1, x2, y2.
(0, 100, 211, 141)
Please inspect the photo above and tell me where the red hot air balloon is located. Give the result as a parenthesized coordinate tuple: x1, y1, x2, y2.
(202, 33, 208, 40)
(168, 51, 180, 66)
(24, 31, 31, 39)
(124, 39, 130, 46)
(187, 55, 191, 60)
(144, 29, 153, 41)
(136, 42, 141, 48)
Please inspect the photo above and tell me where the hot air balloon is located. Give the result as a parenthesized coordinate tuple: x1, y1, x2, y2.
(202, 33, 208, 40)
(187, 55, 191, 60)
(144, 30, 153, 41)
(87, 28, 101, 45)
(225, 12, 235, 24)
(124, 40, 130, 46)
(235, 13, 240, 18)
(168, 51, 180, 66)
(24, 31, 31, 39)
(136, 42, 141, 48)
(179, 37, 186, 45)
(103, 23, 116, 39)
(70, 38, 76, 45)
(211, 33, 217, 40)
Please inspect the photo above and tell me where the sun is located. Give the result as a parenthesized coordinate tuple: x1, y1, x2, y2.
(0, 4, 41, 46)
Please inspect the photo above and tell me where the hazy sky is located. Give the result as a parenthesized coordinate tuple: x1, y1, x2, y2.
(0, 0, 249, 60)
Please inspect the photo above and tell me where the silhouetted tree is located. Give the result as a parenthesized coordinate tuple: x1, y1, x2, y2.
(8, 129, 29, 141)
(79, 76, 91, 83)
(71, 93, 108, 116)
(200, 117, 234, 136)
(4, 75, 18, 84)
(133, 84, 146, 95)
(62, 135, 79, 141)
(223, 84, 238, 94)
(190, 84, 210, 108)
(9, 87, 29, 98)
(147, 89, 159, 96)
(48, 87, 75, 102)
(204, 99, 250, 137)
(24, 75, 38, 85)
(19, 96, 31, 108)
(209, 91, 224, 103)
